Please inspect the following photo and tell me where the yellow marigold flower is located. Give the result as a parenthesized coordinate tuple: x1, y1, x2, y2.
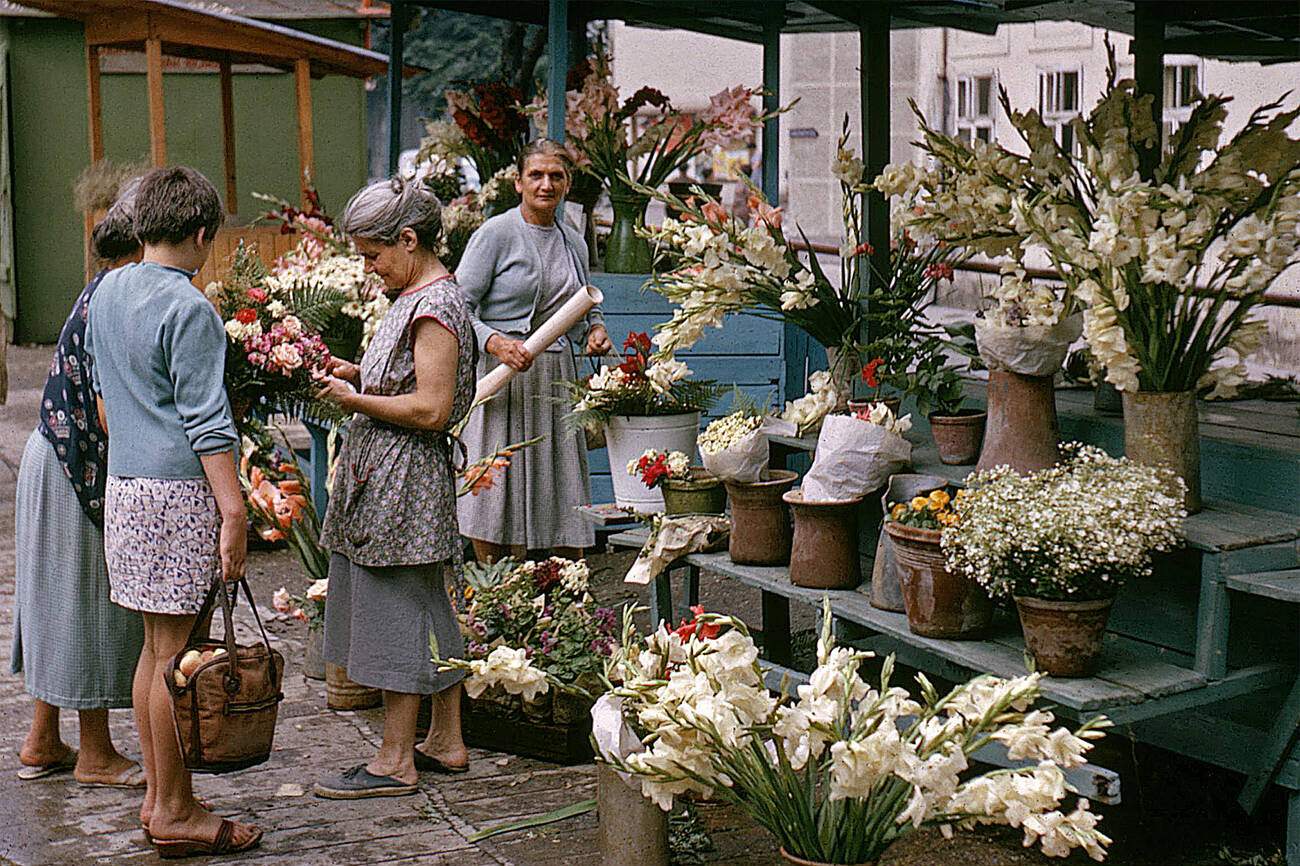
(910, 497, 928, 511)
(928, 489, 951, 510)
(890, 503, 907, 521)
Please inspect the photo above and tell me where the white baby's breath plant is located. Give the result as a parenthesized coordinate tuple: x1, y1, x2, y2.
(698, 412, 762, 456)
(942, 444, 1185, 600)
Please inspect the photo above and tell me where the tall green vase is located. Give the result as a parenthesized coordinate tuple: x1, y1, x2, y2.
(604, 189, 653, 274)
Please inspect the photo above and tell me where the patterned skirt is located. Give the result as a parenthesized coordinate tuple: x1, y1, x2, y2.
(11, 431, 143, 708)
(456, 348, 595, 549)
(104, 475, 222, 615)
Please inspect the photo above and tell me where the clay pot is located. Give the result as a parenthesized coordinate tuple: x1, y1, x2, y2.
(784, 490, 863, 590)
(847, 397, 901, 417)
(976, 370, 1060, 474)
(884, 521, 992, 639)
(325, 663, 381, 710)
(302, 627, 325, 681)
(928, 410, 987, 466)
(780, 848, 875, 866)
(870, 474, 949, 612)
(724, 470, 798, 566)
(661, 469, 727, 516)
(1015, 595, 1116, 677)
(1122, 390, 1201, 513)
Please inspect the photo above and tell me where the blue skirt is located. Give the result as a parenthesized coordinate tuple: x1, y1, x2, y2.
(11, 431, 143, 708)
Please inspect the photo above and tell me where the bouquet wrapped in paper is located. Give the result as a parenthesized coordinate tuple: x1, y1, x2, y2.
(697, 411, 768, 483)
(973, 269, 1082, 376)
(801, 403, 913, 502)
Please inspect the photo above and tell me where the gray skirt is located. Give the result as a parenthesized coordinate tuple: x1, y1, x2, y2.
(11, 430, 143, 708)
(456, 348, 595, 549)
(323, 553, 466, 695)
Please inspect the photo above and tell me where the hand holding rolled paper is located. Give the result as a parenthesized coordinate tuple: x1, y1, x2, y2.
(473, 284, 605, 404)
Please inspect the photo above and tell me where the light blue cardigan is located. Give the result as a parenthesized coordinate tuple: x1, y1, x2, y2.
(455, 207, 605, 352)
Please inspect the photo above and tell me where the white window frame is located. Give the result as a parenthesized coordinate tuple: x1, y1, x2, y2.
(956, 73, 996, 144)
(1163, 57, 1203, 145)
(1038, 66, 1083, 152)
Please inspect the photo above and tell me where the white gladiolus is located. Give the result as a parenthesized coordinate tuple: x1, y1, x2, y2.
(463, 646, 549, 702)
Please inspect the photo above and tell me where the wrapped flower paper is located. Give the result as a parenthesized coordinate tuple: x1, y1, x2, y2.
(698, 412, 768, 482)
(801, 404, 912, 501)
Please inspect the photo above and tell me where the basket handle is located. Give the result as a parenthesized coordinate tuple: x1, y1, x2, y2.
(184, 577, 278, 696)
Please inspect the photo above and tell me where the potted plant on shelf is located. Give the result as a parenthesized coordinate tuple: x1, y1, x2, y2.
(883, 485, 992, 639)
(942, 444, 1185, 677)
(628, 448, 726, 516)
(602, 601, 1113, 866)
(903, 346, 985, 466)
(567, 331, 720, 513)
(878, 42, 1300, 510)
(699, 410, 797, 565)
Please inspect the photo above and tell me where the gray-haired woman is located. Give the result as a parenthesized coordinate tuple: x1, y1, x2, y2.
(12, 181, 146, 788)
(313, 175, 477, 799)
(456, 139, 612, 563)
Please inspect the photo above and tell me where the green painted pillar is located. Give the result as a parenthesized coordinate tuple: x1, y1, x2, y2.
(548, 0, 569, 143)
(858, 3, 890, 373)
(387, 0, 408, 175)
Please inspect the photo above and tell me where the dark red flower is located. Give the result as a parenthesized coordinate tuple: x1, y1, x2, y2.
(861, 357, 884, 389)
(532, 559, 562, 593)
(924, 262, 955, 281)
(639, 454, 670, 488)
(234, 308, 258, 325)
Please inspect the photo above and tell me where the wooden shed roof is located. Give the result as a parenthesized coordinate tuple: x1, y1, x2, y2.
(412, 0, 1300, 64)
(0, 0, 387, 19)
(11, 0, 416, 77)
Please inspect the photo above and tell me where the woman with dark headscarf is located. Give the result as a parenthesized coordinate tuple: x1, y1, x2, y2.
(12, 179, 146, 787)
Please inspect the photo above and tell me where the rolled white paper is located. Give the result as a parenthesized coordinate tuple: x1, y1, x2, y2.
(473, 283, 605, 404)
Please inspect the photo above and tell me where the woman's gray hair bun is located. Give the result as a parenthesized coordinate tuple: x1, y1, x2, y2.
(340, 173, 443, 251)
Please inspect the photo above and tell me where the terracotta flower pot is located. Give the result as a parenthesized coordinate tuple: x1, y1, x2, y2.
(598, 764, 669, 866)
(780, 847, 875, 866)
(661, 469, 727, 516)
(724, 470, 798, 565)
(884, 521, 992, 639)
(871, 474, 949, 613)
(1122, 390, 1201, 513)
(1015, 595, 1115, 678)
(324, 663, 381, 710)
(784, 490, 863, 590)
(929, 409, 987, 466)
(976, 370, 1060, 474)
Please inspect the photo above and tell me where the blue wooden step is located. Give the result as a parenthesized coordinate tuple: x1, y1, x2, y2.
(1226, 569, 1300, 602)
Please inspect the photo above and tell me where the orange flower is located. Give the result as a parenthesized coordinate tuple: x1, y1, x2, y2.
(278, 479, 303, 495)
(466, 456, 511, 496)
(700, 200, 729, 225)
(259, 526, 286, 542)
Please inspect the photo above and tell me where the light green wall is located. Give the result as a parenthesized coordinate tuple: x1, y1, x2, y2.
(8, 17, 369, 342)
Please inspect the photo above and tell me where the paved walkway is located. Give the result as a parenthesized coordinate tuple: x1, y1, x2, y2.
(0, 345, 782, 866)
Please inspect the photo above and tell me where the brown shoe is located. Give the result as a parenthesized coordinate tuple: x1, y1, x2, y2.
(152, 819, 262, 859)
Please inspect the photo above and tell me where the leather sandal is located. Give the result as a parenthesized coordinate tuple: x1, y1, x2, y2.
(414, 748, 468, 775)
(152, 819, 262, 859)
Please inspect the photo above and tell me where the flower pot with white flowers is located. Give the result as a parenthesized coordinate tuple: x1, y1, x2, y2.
(878, 44, 1300, 511)
(567, 332, 720, 513)
(601, 600, 1114, 866)
(942, 444, 1185, 677)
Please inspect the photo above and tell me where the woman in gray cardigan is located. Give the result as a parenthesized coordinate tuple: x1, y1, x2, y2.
(456, 140, 612, 560)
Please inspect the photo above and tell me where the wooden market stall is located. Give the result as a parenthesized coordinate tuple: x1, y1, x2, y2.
(384, 0, 1300, 858)
(12, 0, 419, 284)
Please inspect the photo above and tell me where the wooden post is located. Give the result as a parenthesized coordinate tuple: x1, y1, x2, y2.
(85, 42, 104, 281)
(386, 0, 407, 175)
(294, 58, 314, 205)
(546, 0, 568, 143)
(760, 14, 780, 204)
(1132, 4, 1165, 180)
(219, 59, 237, 214)
(858, 5, 890, 370)
(145, 37, 166, 166)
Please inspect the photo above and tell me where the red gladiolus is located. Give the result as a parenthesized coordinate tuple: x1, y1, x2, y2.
(861, 357, 884, 389)
(674, 605, 721, 641)
(234, 308, 258, 324)
(850, 241, 875, 258)
(924, 262, 955, 281)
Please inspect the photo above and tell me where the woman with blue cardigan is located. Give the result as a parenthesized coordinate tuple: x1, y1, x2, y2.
(456, 139, 612, 562)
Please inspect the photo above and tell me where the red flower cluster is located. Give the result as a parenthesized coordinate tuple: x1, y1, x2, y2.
(532, 558, 563, 593)
(618, 331, 653, 381)
(635, 452, 671, 488)
(674, 605, 721, 642)
(924, 262, 955, 281)
(262, 186, 331, 235)
(861, 356, 884, 389)
(235, 308, 258, 325)
(453, 81, 528, 149)
(849, 241, 876, 258)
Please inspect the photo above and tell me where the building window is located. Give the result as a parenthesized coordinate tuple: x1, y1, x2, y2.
(957, 74, 995, 143)
(1163, 61, 1202, 144)
(1038, 68, 1081, 152)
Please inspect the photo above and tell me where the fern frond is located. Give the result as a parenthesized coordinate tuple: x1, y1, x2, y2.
(285, 282, 348, 332)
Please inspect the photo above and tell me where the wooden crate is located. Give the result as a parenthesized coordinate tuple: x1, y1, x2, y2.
(461, 696, 594, 766)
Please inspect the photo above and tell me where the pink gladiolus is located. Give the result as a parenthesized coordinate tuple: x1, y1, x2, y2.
(700, 201, 729, 225)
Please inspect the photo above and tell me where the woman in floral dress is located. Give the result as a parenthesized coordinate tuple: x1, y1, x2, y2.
(314, 175, 477, 799)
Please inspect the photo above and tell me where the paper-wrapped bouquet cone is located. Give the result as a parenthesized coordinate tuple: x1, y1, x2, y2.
(473, 284, 605, 405)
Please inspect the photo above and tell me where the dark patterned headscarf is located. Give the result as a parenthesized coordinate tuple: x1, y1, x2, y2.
(38, 271, 110, 527)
